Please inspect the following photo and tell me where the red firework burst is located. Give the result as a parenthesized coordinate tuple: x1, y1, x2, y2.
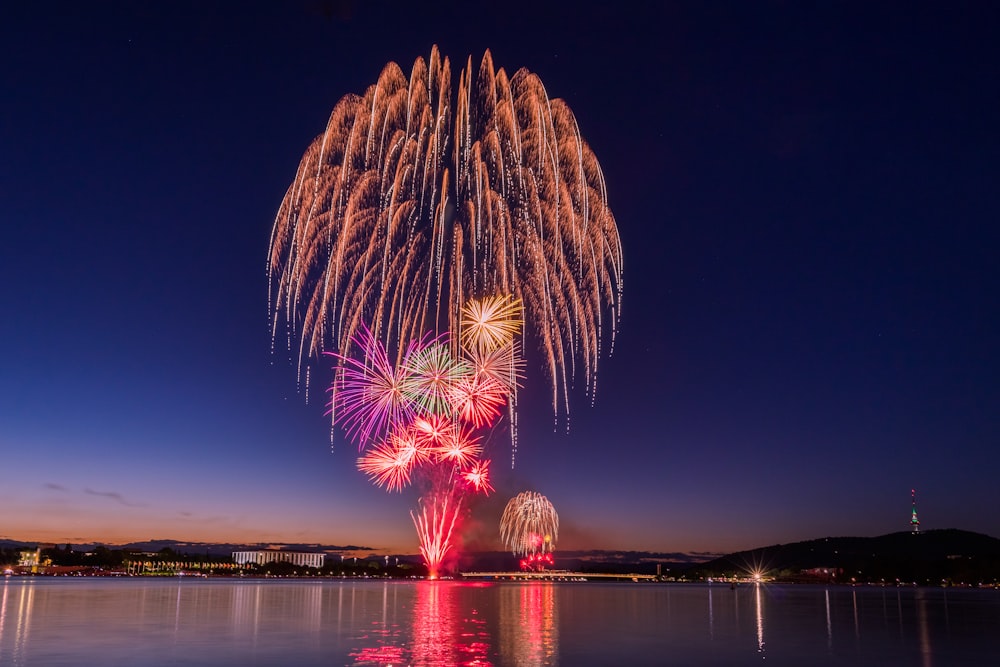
(356, 427, 432, 492)
(432, 424, 483, 467)
(447, 373, 507, 428)
(356, 438, 414, 492)
(411, 413, 456, 448)
(461, 459, 494, 495)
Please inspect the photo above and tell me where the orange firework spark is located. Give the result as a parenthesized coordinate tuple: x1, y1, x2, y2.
(270, 45, 623, 422)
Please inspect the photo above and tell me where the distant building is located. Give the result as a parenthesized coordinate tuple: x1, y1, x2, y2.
(232, 550, 325, 569)
(18, 546, 53, 573)
(910, 489, 920, 533)
(18, 549, 40, 567)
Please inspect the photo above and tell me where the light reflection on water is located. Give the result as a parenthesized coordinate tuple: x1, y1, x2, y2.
(1, 577, 998, 666)
(498, 580, 557, 665)
(755, 584, 765, 656)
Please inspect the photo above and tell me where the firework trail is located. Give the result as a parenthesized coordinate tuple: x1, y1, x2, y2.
(411, 491, 462, 579)
(501, 491, 559, 570)
(269, 45, 622, 424)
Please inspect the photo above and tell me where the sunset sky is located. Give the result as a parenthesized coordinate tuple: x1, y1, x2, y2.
(1, 1, 997, 555)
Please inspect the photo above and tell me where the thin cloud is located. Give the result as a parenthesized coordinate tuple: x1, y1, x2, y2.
(44, 482, 70, 492)
(84, 488, 146, 507)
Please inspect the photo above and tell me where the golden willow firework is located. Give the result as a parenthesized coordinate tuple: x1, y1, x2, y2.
(501, 491, 559, 570)
(269, 45, 623, 421)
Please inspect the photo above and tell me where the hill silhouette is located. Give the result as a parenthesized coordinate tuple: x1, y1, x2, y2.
(687, 529, 1000, 584)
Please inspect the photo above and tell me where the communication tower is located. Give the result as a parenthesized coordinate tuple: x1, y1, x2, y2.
(910, 489, 920, 533)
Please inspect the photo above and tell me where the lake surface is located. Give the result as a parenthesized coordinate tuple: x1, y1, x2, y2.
(1, 577, 997, 666)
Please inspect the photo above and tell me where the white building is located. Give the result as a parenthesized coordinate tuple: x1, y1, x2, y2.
(232, 550, 325, 569)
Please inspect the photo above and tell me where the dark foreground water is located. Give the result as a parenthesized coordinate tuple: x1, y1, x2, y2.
(1, 577, 997, 666)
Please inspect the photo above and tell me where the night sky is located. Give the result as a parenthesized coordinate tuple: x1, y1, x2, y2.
(2, 1, 997, 555)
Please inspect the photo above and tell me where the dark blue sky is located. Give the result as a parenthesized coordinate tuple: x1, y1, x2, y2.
(1, 1, 997, 554)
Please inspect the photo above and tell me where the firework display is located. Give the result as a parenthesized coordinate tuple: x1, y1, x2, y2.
(269, 45, 622, 423)
(500, 491, 559, 570)
(325, 301, 520, 576)
(270, 46, 620, 576)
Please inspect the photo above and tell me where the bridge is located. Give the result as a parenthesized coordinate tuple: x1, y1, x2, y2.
(459, 570, 659, 581)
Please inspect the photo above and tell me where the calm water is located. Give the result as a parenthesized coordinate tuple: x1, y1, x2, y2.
(1, 577, 997, 666)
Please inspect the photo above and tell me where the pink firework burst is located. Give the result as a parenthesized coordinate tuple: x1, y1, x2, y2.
(327, 325, 416, 447)
(392, 426, 434, 468)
